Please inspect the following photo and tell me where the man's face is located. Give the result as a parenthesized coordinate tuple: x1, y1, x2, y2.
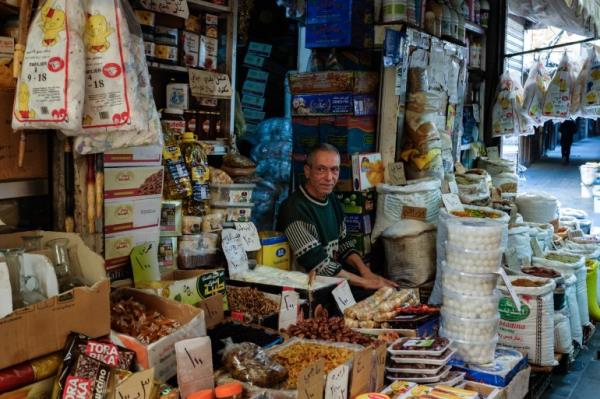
(304, 150, 340, 198)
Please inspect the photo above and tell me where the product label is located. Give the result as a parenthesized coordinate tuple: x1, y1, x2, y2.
(14, 1, 70, 124)
(62, 376, 92, 399)
(247, 68, 269, 82)
(144, 41, 155, 58)
(82, 0, 130, 130)
(228, 189, 251, 203)
(401, 205, 427, 221)
(155, 44, 178, 62)
(499, 297, 530, 321)
(85, 342, 120, 367)
(402, 339, 434, 348)
(191, 165, 210, 201)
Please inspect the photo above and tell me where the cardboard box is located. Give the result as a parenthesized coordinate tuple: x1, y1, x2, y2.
(460, 367, 530, 399)
(103, 146, 162, 167)
(306, 0, 374, 24)
(181, 31, 200, 67)
(104, 197, 162, 234)
(104, 166, 164, 200)
(345, 214, 373, 234)
(0, 231, 109, 370)
(306, 22, 374, 49)
(335, 190, 375, 214)
(292, 93, 353, 115)
(352, 153, 384, 191)
(0, 376, 54, 399)
(321, 116, 376, 154)
(158, 236, 177, 274)
(289, 71, 379, 94)
(0, 89, 48, 181)
(449, 348, 528, 388)
(110, 288, 207, 382)
(0, 36, 14, 56)
(292, 117, 320, 153)
(104, 226, 160, 272)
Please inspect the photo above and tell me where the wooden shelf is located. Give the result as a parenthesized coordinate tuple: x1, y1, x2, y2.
(148, 62, 188, 73)
(187, 0, 231, 14)
(0, 1, 18, 16)
(465, 21, 485, 35)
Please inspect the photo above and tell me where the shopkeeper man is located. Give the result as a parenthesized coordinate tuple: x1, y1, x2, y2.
(277, 143, 397, 293)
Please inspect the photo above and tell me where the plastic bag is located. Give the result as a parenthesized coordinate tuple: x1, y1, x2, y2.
(522, 62, 549, 124)
(542, 53, 574, 119)
(74, 0, 162, 153)
(12, 0, 85, 132)
(579, 48, 600, 116)
(492, 72, 531, 136)
(222, 341, 288, 388)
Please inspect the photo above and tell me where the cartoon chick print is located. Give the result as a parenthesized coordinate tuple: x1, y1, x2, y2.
(85, 13, 113, 53)
(16, 82, 35, 119)
(39, 1, 65, 47)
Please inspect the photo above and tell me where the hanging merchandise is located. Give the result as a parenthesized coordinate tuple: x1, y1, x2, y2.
(542, 53, 574, 120)
(522, 61, 549, 126)
(577, 47, 600, 117)
(12, 1, 85, 132)
(491, 72, 531, 137)
(74, 0, 163, 154)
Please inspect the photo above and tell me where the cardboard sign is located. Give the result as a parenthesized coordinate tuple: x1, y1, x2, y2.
(298, 359, 325, 399)
(234, 222, 262, 251)
(221, 229, 249, 275)
(175, 337, 214, 399)
(332, 280, 356, 313)
(325, 363, 350, 399)
(189, 69, 232, 99)
(196, 294, 225, 329)
(350, 349, 372, 398)
(115, 368, 155, 399)
(530, 237, 544, 257)
(278, 289, 299, 331)
(401, 206, 427, 221)
(130, 243, 161, 285)
(487, 146, 500, 159)
(374, 344, 387, 391)
(498, 268, 521, 311)
(387, 162, 407, 185)
(139, 0, 189, 18)
(442, 193, 465, 212)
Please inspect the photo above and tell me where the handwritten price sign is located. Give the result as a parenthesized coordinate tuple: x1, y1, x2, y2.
(189, 69, 233, 99)
(298, 359, 325, 399)
(115, 368, 154, 399)
(332, 280, 355, 313)
(139, 0, 189, 18)
(325, 364, 349, 399)
(278, 289, 299, 331)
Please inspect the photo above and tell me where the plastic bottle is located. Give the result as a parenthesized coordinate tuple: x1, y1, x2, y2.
(480, 0, 489, 28)
(180, 132, 210, 205)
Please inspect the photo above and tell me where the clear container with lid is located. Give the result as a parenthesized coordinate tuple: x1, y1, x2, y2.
(215, 383, 242, 399)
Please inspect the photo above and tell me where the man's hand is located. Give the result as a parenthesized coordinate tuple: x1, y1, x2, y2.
(362, 270, 398, 288)
(360, 277, 390, 290)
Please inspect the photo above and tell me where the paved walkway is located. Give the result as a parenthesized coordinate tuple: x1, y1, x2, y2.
(519, 136, 600, 233)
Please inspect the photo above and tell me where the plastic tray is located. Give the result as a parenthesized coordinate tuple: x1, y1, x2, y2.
(388, 337, 452, 356)
(390, 347, 457, 366)
(386, 366, 451, 383)
(424, 371, 465, 387)
(385, 362, 445, 375)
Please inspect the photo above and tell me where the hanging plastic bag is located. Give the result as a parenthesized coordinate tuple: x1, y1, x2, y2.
(73, 0, 162, 154)
(522, 61, 549, 125)
(492, 72, 527, 136)
(542, 53, 573, 119)
(12, 1, 85, 132)
(580, 47, 600, 116)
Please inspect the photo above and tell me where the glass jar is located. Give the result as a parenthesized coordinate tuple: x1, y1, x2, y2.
(21, 233, 43, 252)
(1, 248, 46, 307)
(46, 238, 85, 292)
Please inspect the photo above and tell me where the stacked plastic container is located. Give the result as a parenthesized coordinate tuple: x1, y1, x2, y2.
(441, 218, 507, 364)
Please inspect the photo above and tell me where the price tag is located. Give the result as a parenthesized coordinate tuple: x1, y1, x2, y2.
(442, 193, 464, 212)
(130, 243, 161, 285)
(325, 364, 350, 399)
(387, 162, 407, 185)
(196, 294, 225, 329)
(374, 344, 387, 391)
(401, 206, 427, 221)
(234, 222, 262, 251)
(531, 237, 544, 257)
(448, 180, 459, 194)
(332, 280, 356, 313)
(350, 349, 372, 398)
(115, 368, 154, 399)
(189, 69, 232, 99)
(175, 337, 214, 399)
(221, 229, 249, 275)
(498, 268, 521, 311)
(139, 0, 188, 18)
(298, 359, 325, 399)
(278, 289, 299, 331)
(487, 146, 500, 159)
(454, 161, 467, 175)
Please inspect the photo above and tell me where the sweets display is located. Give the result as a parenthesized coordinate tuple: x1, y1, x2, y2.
(111, 298, 182, 344)
(344, 288, 420, 328)
(222, 342, 288, 388)
(228, 287, 279, 317)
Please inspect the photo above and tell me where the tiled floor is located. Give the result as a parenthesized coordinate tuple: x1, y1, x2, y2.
(541, 331, 600, 398)
(519, 135, 600, 232)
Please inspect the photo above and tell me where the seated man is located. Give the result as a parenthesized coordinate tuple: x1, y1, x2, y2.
(277, 143, 396, 291)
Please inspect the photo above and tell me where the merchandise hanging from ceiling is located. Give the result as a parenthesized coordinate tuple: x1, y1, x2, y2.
(508, 0, 600, 37)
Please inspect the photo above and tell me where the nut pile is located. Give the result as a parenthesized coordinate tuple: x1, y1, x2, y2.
(111, 297, 181, 344)
(228, 286, 279, 316)
(286, 305, 372, 345)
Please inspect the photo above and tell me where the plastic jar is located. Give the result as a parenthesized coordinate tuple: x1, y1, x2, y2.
(215, 383, 243, 399)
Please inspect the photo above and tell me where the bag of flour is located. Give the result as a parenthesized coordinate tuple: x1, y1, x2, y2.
(498, 275, 556, 366)
(12, 0, 85, 132)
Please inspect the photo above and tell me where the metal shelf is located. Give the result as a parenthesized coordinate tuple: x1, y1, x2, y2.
(148, 62, 188, 73)
(187, 0, 231, 14)
(465, 22, 485, 35)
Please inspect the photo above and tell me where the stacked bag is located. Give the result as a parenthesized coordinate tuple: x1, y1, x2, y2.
(437, 208, 509, 364)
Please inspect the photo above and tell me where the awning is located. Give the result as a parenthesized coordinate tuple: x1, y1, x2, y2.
(509, 0, 600, 37)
